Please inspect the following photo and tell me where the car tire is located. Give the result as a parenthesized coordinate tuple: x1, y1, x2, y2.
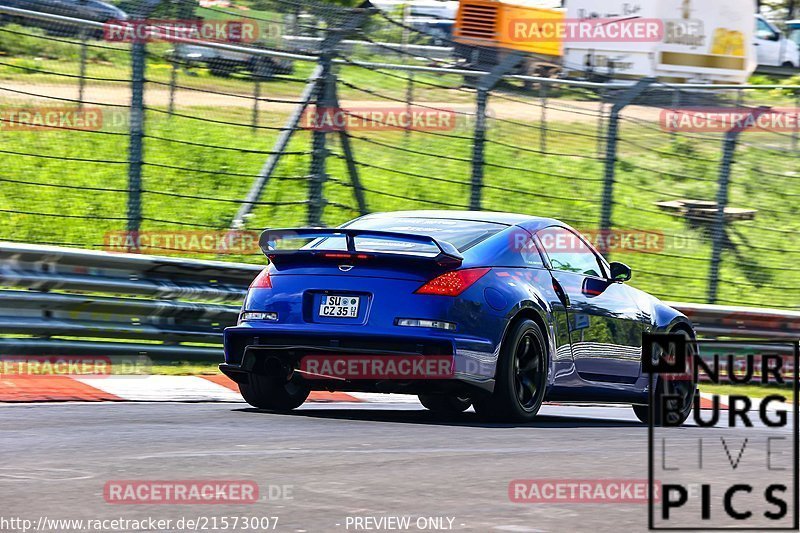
(239, 373, 310, 411)
(632, 330, 697, 426)
(418, 394, 471, 414)
(473, 318, 547, 422)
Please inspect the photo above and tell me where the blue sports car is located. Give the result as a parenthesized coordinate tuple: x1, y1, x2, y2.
(221, 211, 697, 423)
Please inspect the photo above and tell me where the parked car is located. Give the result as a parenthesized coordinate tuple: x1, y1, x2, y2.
(170, 43, 294, 79)
(222, 211, 698, 424)
(755, 14, 800, 68)
(0, 0, 128, 37)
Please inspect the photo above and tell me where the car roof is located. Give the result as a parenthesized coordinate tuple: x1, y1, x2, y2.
(356, 210, 563, 231)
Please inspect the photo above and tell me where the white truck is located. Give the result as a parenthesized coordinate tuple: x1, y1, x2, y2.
(754, 14, 799, 68)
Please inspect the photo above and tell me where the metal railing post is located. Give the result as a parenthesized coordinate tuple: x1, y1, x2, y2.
(251, 79, 261, 131)
(308, 52, 333, 226)
(127, 39, 146, 240)
(469, 52, 524, 211)
(167, 60, 177, 116)
(78, 29, 88, 109)
(794, 91, 799, 152)
(540, 81, 548, 153)
(599, 78, 654, 255)
(470, 87, 488, 210)
(125, 0, 164, 243)
(707, 128, 743, 304)
(404, 72, 414, 140)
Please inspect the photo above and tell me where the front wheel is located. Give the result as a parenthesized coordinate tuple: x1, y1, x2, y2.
(418, 394, 471, 414)
(473, 319, 547, 422)
(239, 373, 310, 411)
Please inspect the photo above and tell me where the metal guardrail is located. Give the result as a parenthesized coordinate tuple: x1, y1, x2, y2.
(0, 242, 262, 358)
(0, 243, 798, 360)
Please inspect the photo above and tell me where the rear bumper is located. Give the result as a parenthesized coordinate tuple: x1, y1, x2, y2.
(222, 324, 498, 393)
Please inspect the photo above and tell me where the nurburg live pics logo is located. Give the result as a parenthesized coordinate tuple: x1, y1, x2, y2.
(644, 333, 799, 530)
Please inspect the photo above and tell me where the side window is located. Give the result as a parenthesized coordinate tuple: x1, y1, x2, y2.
(756, 19, 777, 40)
(537, 226, 605, 277)
(503, 228, 545, 267)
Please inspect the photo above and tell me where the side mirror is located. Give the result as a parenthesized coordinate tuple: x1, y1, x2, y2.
(609, 262, 632, 282)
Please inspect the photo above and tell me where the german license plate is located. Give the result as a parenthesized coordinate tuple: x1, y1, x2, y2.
(319, 295, 360, 318)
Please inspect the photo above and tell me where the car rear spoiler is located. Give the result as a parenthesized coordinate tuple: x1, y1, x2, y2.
(259, 228, 463, 267)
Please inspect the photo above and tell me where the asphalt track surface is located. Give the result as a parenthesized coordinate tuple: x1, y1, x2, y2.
(1, 401, 796, 533)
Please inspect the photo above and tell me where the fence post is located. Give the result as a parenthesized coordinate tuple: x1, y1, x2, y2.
(308, 52, 333, 226)
(707, 130, 738, 304)
(167, 60, 177, 116)
(540, 81, 548, 153)
(127, 39, 146, 239)
(470, 87, 489, 211)
(78, 29, 88, 109)
(404, 72, 414, 140)
(794, 90, 799, 152)
(470, 52, 524, 211)
(251, 79, 261, 131)
(596, 88, 605, 157)
(126, 0, 163, 243)
(669, 87, 680, 143)
(230, 64, 322, 230)
(599, 78, 654, 254)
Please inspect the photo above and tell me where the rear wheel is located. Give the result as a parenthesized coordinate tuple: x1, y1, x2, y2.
(633, 330, 697, 426)
(418, 394, 471, 414)
(239, 373, 310, 411)
(473, 319, 547, 422)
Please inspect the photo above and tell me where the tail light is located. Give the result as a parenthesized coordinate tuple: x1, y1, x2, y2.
(250, 269, 272, 288)
(415, 267, 491, 296)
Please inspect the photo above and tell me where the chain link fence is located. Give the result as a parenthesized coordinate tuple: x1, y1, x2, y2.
(1, 0, 800, 310)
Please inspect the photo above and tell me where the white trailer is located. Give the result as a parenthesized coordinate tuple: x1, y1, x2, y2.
(563, 0, 757, 83)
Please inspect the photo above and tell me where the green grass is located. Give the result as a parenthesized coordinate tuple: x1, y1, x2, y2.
(1, 19, 799, 309)
(1, 97, 798, 308)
